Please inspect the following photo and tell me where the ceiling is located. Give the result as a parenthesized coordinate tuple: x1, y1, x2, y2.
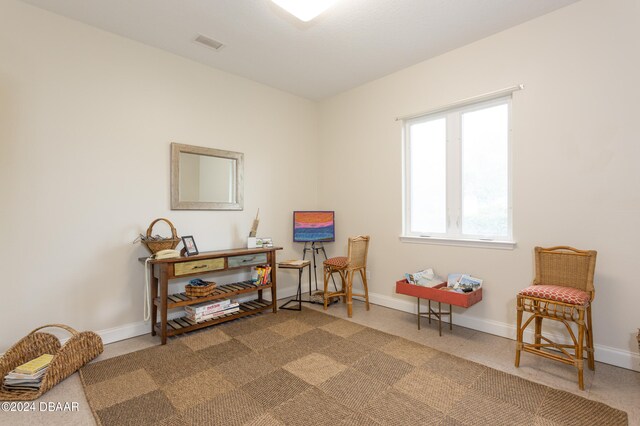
(21, 0, 580, 100)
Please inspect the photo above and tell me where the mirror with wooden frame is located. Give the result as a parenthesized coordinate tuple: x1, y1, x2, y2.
(171, 143, 244, 210)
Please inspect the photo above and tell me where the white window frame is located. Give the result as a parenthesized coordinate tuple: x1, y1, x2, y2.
(401, 95, 516, 250)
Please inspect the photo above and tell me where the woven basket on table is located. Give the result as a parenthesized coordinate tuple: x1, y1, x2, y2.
(142, 218, 180, 254)
(0, 324, 103, 401)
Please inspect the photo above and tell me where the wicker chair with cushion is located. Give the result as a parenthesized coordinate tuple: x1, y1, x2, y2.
(515, 246, 597, 390)
(323, 235, 370, 318)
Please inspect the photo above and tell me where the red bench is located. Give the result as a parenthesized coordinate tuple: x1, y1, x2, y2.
(396, 279, 483, 335)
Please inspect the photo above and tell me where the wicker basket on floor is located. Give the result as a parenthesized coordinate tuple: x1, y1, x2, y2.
(0, 324, 103, 401)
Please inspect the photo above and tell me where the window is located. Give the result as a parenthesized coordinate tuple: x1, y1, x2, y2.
(402, 96, 513, 248)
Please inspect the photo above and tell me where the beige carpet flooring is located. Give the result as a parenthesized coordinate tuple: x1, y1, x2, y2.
(1, 301, 638, 425)
(77, 307, 628, 426)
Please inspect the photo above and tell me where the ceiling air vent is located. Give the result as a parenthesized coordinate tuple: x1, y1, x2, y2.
(194, 34, 225, 51)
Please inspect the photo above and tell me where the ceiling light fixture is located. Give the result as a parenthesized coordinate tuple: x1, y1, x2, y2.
(271, 0, 339, 22)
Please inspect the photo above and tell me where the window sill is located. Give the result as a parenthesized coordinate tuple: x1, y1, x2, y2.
(399, 235, 516, 250)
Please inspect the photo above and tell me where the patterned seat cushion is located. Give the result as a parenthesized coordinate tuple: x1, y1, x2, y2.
(519, 285, 591, 306)
(324, 256, 348, 268)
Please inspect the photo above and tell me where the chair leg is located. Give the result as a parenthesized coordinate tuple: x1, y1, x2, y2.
(577, 309, 586, 390)
(346, 270, 354, 318)
(534, 304, 542, 347)
(360, 268, 370, 311)
(586, 305, 595, 370)
(340, 271, 346, 303)
(515, 297, 523, 367)
(323, 267, 330, 311)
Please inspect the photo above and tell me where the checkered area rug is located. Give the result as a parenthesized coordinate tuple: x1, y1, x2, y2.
(80, 308, 627, 426)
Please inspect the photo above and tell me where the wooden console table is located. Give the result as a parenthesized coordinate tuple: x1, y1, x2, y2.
(147, 247, 282, 344)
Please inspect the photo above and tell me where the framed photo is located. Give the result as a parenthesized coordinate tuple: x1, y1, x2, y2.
(182, 235, 199, 256)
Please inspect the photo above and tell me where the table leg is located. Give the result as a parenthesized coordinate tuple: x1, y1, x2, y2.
(449, 304, 453, 331)
(312, 244, 318, 291)
(271, 252, 278, 313)
(417, 297, 421, 330)
(150, 264, 158, 336)
(160, 267, 168, 345)
(297, 268, 303, 310)
(438, 302, 442, 337)
(428, 300, 432, 324)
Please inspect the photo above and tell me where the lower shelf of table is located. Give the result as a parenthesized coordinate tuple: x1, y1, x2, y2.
(154, 300, 272, 337)
(155, 281, 272, 309)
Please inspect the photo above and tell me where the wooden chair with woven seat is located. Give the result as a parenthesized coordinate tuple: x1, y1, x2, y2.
(515, 246, 597, 390)
(323, 235, 370, 318)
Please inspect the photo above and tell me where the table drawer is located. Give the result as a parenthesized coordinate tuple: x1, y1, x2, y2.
(228, 253, 267, 268)
(174, 258, 225, 276)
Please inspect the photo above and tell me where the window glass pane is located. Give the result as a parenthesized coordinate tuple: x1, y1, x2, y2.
(409, 118, 447, 234)
(461, 103, 509, 237)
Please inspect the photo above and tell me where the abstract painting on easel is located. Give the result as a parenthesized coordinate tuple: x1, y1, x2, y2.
(293, 211, 335, 242)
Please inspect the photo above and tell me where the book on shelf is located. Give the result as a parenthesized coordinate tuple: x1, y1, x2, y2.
(252, 265, 271, 285)
(185, 300, 239, 316)
(185, 298, 234, 315)
(188, 307, 240, 323)
(186, 305, 240, 322)
(186, 302, 239, 321)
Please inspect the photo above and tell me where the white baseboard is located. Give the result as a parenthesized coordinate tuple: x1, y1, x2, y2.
(98, 321, 151, 346)
(88, 285, 638, 372)
(358, 291, 640, 372)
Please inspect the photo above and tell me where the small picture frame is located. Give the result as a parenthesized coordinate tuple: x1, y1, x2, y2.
(182, 235, 199, 256)
(261, 237, 273, 248)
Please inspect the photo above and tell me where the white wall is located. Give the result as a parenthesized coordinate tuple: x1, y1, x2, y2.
(1, 0, 638, 370)
(318, 0, 640, 370)
(0, 0, 319, 351)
